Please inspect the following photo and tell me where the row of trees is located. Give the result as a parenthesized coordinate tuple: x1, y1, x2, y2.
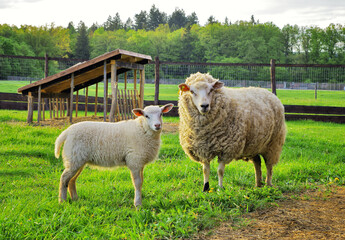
(1, 5, 345, 65)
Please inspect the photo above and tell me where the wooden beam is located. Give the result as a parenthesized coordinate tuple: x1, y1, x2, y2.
(27, 92, 33, 123)
(95, 83, 98, 116)
(37, 85, 41, 123)
(109, 61, 118, 122)
(103, 60, 107, 121)
(154, 56, 160, 105)
(139, 69, 145, 108)
(115, 61, 144, 70)
(69, 73, 74, 123)
(270, 59, 277, 95)
(124, 72, 127, 90)
(85, 87, 88, 116)
(76, 90, 79, 117)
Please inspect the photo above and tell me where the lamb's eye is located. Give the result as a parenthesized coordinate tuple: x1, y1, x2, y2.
(145, 115, 150, 119)
(190, 90, 196, 95)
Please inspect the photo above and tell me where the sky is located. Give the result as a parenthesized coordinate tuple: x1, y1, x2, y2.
(0, 0, 345, 29)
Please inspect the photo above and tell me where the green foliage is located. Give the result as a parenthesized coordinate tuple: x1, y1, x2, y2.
(0, 110, 344, 239)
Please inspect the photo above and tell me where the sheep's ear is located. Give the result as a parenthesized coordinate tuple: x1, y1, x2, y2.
(132, 109, 144, 117)
(179, 83, 190, 92)
(161, 103, 174, 113)
(212, 81, 224, 90)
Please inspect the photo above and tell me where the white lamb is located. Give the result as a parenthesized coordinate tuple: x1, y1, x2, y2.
(55, 104, 174, 207)
(178, 72, 286, 191)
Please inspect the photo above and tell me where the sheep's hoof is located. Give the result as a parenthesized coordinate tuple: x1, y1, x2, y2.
(135, 204, 142, 210)
(203, 182, 210, 192)
(217, 186, 224, 191)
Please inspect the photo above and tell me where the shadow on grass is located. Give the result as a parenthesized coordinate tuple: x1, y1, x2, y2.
(0, 169, 32, 177)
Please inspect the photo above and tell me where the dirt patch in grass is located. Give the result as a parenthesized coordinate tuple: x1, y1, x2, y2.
(196, 185, 345, 240)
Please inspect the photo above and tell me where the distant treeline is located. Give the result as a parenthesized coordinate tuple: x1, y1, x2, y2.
(1, 5, 345, 65)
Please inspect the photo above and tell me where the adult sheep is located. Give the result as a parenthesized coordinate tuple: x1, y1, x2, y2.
(178, 72, 286, 191)
(55, 104, 174, 207)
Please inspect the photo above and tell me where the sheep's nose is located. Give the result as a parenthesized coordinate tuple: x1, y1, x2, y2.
(154, 124, 161, 129)
(201, 104, 209, 111)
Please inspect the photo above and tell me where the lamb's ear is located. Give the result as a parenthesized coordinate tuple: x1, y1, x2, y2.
(161, 103, 174, 113)
(212, 81, 224, 90)
(132, 108, 144, 117)
(179, 83, 190, 92)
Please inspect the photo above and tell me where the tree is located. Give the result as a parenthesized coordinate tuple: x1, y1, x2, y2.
(67, 22, 76, 35)
(104, 13, 123, 31)
(75, 21, 90, 59)
(134, 10, 148, 30)
(186, 12, 199, 27)
(168, 8, 187, 30)
(147, 5, 167, 30)
(124, 18, 134, 30)
(206, 16, 218, 25)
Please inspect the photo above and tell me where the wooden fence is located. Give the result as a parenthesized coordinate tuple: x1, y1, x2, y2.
(1, 93, 344, 123)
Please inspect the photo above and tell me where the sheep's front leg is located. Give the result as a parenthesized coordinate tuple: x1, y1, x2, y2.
(203, 162, 210, 192)
(129, 167, 144, 208)
(217, 161, 225, 188)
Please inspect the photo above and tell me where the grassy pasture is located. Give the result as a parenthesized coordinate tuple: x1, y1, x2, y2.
(1, 80, 345, 107)
(0, 109, 344, 239)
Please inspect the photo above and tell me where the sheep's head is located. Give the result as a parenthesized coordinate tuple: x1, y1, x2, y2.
(179, 80, 224, 115)
(132, 104, 174, 131)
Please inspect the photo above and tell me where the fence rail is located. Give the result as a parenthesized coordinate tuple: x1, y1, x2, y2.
(2, 93, 344, 123)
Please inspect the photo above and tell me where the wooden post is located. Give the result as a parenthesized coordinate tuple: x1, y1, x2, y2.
(133, 69, 137, 90)
(69, 73, 74, 123)
(27, 92, 33, 123)
(315, 82, 318, 100)
(139, 69, 145, 108)
(49, 98, 52, 119)
(42, 98, 45, 121)
(154, 56, 160, 105)
(270, 59, 277, 95)
(44, 53, 49, 78)
(95, 83, 98, 116)
(103, 60, 107, 121)
(37, 85, 41, 123)
(85, 87, 88, 116)
(109, 60, 118, 122)
(76, 90, 79, 117)
(59, 98, 62, 118)
(124, 72, 127, 90)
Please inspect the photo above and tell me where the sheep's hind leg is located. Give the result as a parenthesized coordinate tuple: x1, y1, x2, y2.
(217, 161, 225, 189)
(203, 162, 210, 192)
(129, 167, 144, 208)
(68, 165, 85, 201)
(59, 167, 81, 203)
(252, 155, 263, 187)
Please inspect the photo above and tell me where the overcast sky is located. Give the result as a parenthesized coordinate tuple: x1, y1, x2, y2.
(0, 0, 344, 29)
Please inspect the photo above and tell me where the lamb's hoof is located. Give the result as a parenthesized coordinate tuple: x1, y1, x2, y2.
(218, 186, 224, 191)
(203, 182, 210, 192)
(135, 204, 142, 210)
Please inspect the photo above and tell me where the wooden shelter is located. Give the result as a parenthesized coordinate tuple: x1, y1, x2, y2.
(18, 49, 152, 123)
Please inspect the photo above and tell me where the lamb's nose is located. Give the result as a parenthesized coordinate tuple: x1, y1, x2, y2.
(201, 104, 209, 111)
(155, 124, 161, 129)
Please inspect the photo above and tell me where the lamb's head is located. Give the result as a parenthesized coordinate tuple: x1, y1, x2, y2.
(179, 73, 224, 114)
(132, 104, 174, 131)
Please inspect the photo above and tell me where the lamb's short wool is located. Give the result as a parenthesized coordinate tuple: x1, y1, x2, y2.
(178, 72, 286, 191)
(55, 104, 174, 207)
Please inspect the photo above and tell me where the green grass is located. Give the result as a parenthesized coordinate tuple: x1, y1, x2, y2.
(0, 109, 344, 239)
(2, 80, 345, 107)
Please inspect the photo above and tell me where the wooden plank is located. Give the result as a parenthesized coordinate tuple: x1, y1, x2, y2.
(284, 105, 345, 115)
(285, 114, 345, 123)
(0, 92, 27, 101)
(109, 61, 117, 122)
(37, 85, 41, 123)
(133, 70, 137, 90)
(94, 83, 98, 116)
(115, 61, 144, 70)
(124, 72, 127, 90)
(154, 56, 160, 105)
(270, 59, 276, 95)
(49, 98, 52, 119)
(76, 91, 79, 117)
(139, 69, 145, 108)
(85, 87, 88, 116)
(27, 92, 33, 123)
(70, 74, 74, 123)
(103, 60, 107, 121)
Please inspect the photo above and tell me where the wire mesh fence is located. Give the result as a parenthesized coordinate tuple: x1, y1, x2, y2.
(1, 55, 345, 91)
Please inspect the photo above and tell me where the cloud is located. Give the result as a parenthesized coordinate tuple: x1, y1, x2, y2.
(0, 0, 43, 9)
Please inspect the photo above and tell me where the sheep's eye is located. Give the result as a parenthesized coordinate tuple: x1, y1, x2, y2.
(190, 90, 196, 95)
(145, 115, 150, 119)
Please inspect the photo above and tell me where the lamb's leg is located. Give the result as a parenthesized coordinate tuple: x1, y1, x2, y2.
(59, 167, 80, 203)
(203, 162, 210, 192)
(68, 165, 85, 201)
(252, 155, 263, 187)
(217, 161, 225, 188)
(130, 167, 144, 208)
(265, 161, 274, 187)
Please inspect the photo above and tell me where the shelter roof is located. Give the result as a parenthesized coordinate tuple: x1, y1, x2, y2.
(18, 49, 152, 97)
